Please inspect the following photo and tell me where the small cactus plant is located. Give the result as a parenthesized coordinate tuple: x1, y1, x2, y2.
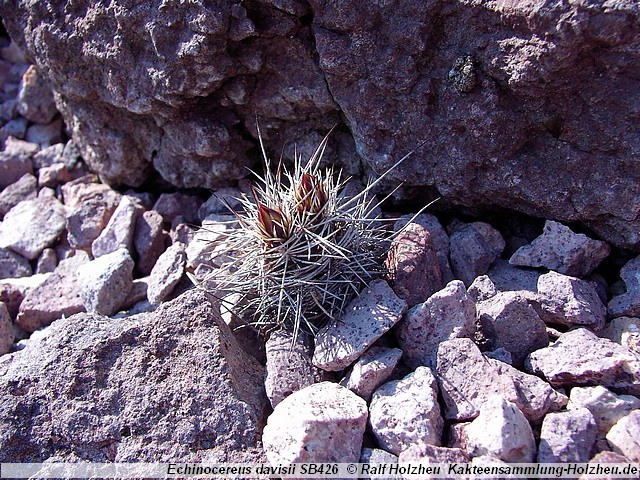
(204, 130, 418, 340)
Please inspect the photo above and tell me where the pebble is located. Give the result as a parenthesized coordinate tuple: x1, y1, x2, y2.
(536, 271, 606, 329)
(262, 382, 368, 464)
(0, 301, 13, 355)
(313, 280, 407, 371)
(0, 196, 66, 260)
(369, 366, 443, 455)
(0, 247, 32, 279)
(601, 316, 640, 354)
(0, 172, 37, 218)
(16, 65, 58, 124)
(339, 346, 402, 401)
(568, 385, 640, 435)
(476, 291, 549, 367)
(91, 195, 141, 258)
(606, 410, 640, 462)
(449, 221, 505, 286)
(76, 248, 134, 316)
(537, 408, 597, 462)
(509, 220, 610, 277)
(385, 222, 442, 307)
(395, 280, 476, 369)
(608, 255, 640, 318)
(526, 328, 640, 395)
(0, 136, 36, 189)
(147, 242, 186, 304)
(134, 210, 168, 275)
(463, 395, 536, 463)
(16, 253, 89, 332)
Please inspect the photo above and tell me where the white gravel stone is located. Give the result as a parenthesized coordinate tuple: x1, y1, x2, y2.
(569, 386, 640, 435)
(606, 410, 640, 462)
(537, 408, 597, 462)
(91, 195, 141, 258)
(147, 242, 186, 305)
(369, 366, 443, 455)
(76, 248, 134, 316)
(313, 280, 407, 371)
(340, 346, 402, 401)
(262, 382, 367, 465)
(464, 395, 536, 463)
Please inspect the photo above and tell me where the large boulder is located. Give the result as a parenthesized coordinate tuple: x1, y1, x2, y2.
(0, 288, 268, 462)
(2, 0, 639, 249)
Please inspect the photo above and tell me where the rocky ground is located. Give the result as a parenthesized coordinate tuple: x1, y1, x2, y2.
(0, 37, 639, 476)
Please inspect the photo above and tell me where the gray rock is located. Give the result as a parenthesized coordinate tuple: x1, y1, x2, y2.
(16, 253, 89, 332)
(119, 277, 149, 311)
(147, 242, 186, 305)
(399, 444, 469, 480)
(0, 172, 37, 218)
(608, 256, 640, 318)
(76, 248, 134, 316)
(536, 271, 606, 329)
(463, 395, 536, 463)
(526, 328, 640, 395)
(265, 329, 330, 408)
(0, 197, 66, 260)
(134, 210, 168, 276)
(569, 386, 640, 436)
(198, 187, 244, 220)
(486, 259, 541, 293)
(510, 220, 611, 277)
(606, 410, 640, 462)
(0, 137, 36, 189)
(313, 280, 407, 371)
(262, 382, 367, 464)
(32, 143, 65, 169)
(16, 65, 58, 124)
(0, 117, 28, 142)
(467, 275, 497, 302)
(360, 448, 400, 480)
(0, 247, 32, 279)
(538, 408, 597, 462)
(0, 301, 13, 355)
(35, 248, 57, 275)
(476, 291, 549, 367)
(385, 222, 442, 307)
(340, 346, 402, 401)
(369, 367, 443, 455)
(153, 192, 203, 226)
(0, 289, 268, 462)
(395, 280, 476, 369)
(601, 317, 640, 355)
(92, 196, 142, 258)
(37, 162, 71, 188)
(449, 222, 505, 286)
(25, 118, 64, 147)
(434, 338, 520, 421)
(0, 273, 51, 319)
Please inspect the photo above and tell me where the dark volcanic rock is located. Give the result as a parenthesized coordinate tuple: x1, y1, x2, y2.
(0, 288, 268, 462)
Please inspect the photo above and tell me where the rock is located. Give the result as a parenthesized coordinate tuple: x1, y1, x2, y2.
(147, 242, 186, 305)
(0, 137, 36, 189)
(262, 382, 367, 464)
(0, 289, 268, 461)
(434, 338, 520, 421)
(395, 280, 476, 369)
(606, 410, 640, 462)
(91, 196, 142, 258)
(538, 408, 597, 462)
(399, 443, 469, 464)
(510, 220, 611, 277)
(134, 210, 168, 276)
(16, 253, 89, 332)
(535, 271, 606, 329)
(16, 65, 58, 124)
(0, 273, 51, 319)
(0, 197, 66, 260)
(476, 291, 549, 367)
(488, 359, 568, 422)
(37, 162, 71, 188)
(313, 280, 407, 371)
(0, 302, 13, 355)
(198, 187, 243, 220)
(340, 346, 402, 401)
(360, 448, 401, 480)
(0, 248, 32, 279)
(32, 143, 65, 169)
(152, 192, 202, 226)
(64, 184, 122, 251)
(169, 218, 196, 246)
(76, 249, 134, 316)
(0, 172, 37, 218)
(25, 118, 64, 147)
(449, 222, 505, 286)
(265, 329, 330, 408)
(394, 213, 454, 284)
(463, 395, 536, 463)
(119, 277, 149, 311)
(569, 386, 640, 436)
(467, 275, 497, 302)
(385, 222, 442, 307)
(608, 256, 640, 318)
(601, 317, 640, 355)
(0, 118, 28, 143)
(486, 259, 541, 293)
(369, 367, 443, 455)
(526, 328, 640, 396)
